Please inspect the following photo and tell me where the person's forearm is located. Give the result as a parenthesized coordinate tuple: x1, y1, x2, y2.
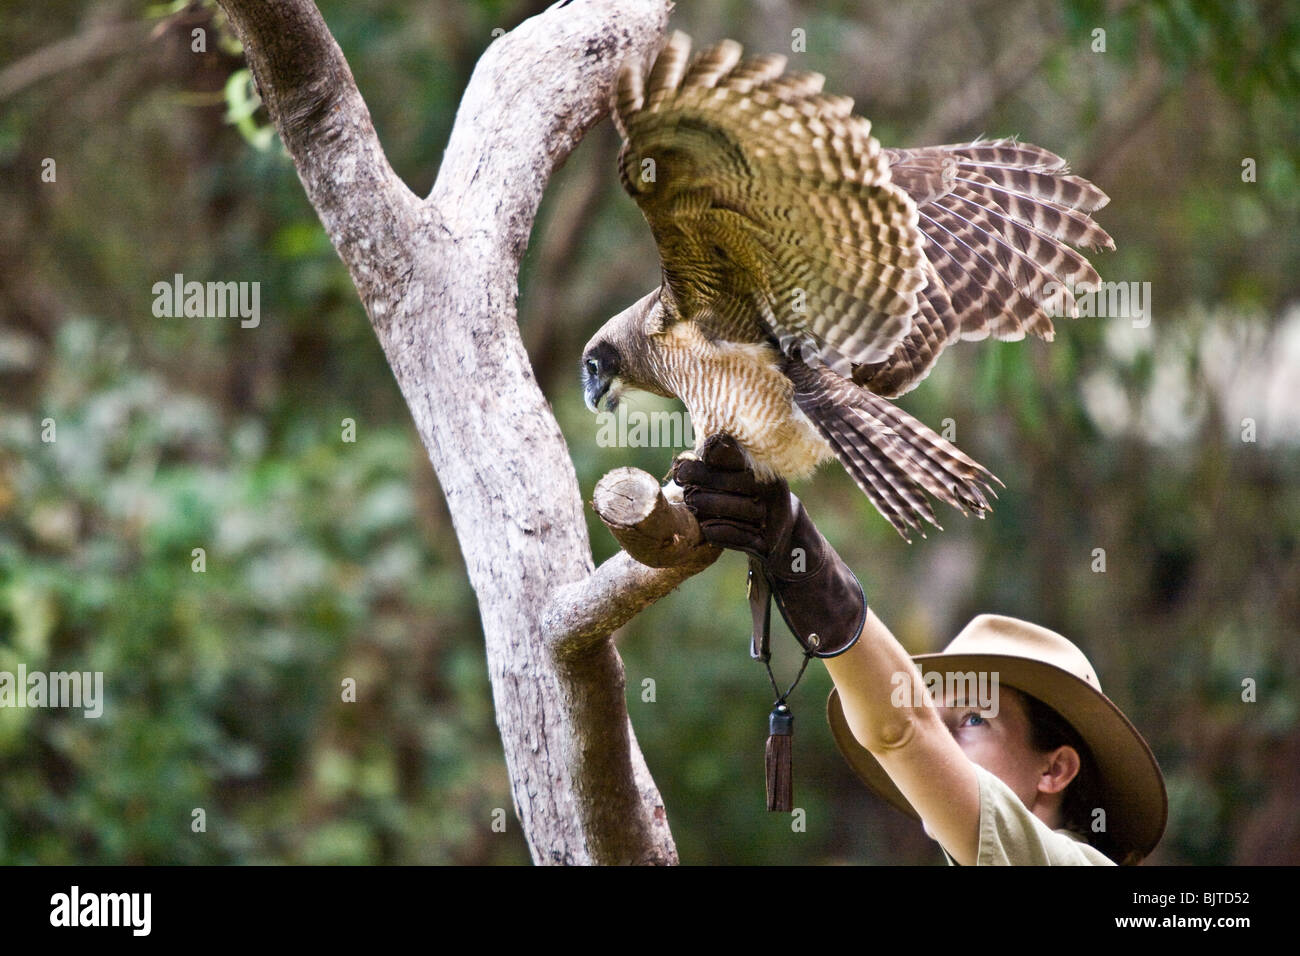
(824, 605, 982, 864)
(824, 608, 935, 753)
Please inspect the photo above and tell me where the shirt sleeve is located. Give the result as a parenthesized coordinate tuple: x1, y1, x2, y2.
(943, 763, 1116, 866)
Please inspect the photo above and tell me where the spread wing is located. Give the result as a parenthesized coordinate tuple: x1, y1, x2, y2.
(613, 32, 929, 373)
(853, 141, 1115, 397)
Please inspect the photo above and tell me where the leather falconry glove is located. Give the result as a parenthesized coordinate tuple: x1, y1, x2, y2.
(673, 435, 867, 660)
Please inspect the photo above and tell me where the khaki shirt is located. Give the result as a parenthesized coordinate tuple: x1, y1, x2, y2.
(940, 763, 1115, 866)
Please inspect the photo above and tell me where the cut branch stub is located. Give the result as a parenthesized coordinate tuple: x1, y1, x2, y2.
(543, 467, 719, 659)
(592, 467, 716, 569)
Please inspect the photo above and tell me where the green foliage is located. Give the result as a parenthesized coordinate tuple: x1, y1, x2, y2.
(223, 69, 276, 151)
(0, 321, 522, 863)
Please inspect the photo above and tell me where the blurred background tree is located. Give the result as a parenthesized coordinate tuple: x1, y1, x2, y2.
(0, 0, 1296, 864)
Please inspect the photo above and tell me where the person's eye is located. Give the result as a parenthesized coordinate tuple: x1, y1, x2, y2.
(959, 712, 985, 728)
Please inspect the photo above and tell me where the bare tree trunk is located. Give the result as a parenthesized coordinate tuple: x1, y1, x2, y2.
(211, 0, 715, 864)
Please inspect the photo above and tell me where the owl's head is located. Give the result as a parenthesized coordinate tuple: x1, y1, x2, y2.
(581, 288, 670, 412)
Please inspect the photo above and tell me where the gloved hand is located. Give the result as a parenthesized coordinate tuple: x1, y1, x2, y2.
(672, 435, 866, 658)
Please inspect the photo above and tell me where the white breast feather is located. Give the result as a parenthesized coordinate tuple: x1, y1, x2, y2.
(651, 326, 834, 481)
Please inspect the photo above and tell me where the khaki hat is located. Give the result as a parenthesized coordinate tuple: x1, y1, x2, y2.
(827, 614, 1167, 863)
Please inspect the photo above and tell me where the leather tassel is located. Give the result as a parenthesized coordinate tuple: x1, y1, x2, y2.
(765, 703, 793, 811)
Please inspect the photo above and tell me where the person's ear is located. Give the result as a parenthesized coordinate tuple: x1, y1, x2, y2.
(1039, 745, 1080, 795)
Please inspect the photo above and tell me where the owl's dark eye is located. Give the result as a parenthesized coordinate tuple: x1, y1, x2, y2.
(585, 358, 599, 377)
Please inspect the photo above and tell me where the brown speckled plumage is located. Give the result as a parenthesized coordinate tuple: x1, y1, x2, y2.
(583, 33, 1113, 541)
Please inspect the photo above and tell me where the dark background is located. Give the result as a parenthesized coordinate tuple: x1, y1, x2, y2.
(0, 0, 1297, 864)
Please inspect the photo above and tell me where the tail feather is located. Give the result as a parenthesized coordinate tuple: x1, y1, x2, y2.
(820, 413, 937, 536)
(787, 359, 1001, 541)
(861, 398, 998, 514)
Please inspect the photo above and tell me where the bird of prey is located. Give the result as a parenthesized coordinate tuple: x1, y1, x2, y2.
(581, 32, 1113, 540)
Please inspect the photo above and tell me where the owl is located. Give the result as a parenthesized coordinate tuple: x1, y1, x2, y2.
(582, 33, 1112, 540)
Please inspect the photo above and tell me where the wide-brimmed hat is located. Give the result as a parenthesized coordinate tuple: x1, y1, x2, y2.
(827, 614, 1167, 863)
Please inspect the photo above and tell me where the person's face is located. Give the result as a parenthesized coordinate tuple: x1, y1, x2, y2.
(936, 685, 1066, 816)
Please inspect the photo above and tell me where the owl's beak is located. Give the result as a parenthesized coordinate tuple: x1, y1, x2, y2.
(583, 370, 622, 413)
(583, 372, 609, 412)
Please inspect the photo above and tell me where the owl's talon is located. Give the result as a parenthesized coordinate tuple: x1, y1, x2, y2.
(665, 449, 700, 484)
(662, 480, 686, 505)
